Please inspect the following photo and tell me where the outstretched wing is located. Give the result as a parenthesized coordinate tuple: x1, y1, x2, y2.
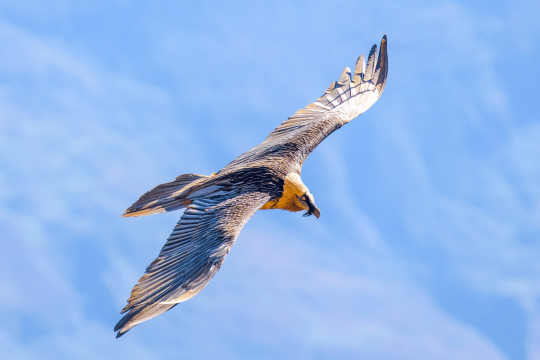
(115, 191, 270, 337)
(219, 35, 388, 175)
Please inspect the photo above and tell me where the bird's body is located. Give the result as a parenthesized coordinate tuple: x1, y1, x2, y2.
(115, 35, 388, 337)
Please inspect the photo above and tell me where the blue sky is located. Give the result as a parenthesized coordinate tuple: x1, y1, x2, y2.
(0, 0, 539, 359)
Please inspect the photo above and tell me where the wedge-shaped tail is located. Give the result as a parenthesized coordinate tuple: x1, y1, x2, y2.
(122, 173, 209, 217)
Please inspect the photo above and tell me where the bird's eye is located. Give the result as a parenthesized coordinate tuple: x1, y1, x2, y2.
(302, 196, 307, 201)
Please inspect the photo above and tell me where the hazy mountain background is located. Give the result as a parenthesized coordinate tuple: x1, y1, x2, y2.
(0, 1, 539, 359)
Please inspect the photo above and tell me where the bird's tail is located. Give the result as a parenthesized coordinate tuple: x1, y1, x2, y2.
(122, 173, 209, 217)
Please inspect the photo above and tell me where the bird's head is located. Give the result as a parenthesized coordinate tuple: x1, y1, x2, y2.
(296, 191, 320, 219)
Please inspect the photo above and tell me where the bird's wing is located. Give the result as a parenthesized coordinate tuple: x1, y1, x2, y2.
(219, 35, 388, 175)
(115, 191, 270, 337)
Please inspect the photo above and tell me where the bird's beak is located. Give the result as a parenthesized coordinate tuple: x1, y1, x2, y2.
(302, 205, 321, 219)
(312, 207, 321, 219)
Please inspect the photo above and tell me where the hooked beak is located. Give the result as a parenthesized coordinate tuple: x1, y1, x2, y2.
(302, 204, 321, 219)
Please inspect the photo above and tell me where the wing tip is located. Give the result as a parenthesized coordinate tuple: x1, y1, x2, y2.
(380, 35, 388, 56)
(114, 308, 140, 338)
(375, 34, 389, 95)
(115, 329, 129, 338)
(338, 66, 352, 85)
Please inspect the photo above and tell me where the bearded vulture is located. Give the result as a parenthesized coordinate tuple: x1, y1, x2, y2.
(115, 35, 388, 337)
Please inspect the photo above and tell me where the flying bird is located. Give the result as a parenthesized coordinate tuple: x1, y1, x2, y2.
(115, 35, 388, 337)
